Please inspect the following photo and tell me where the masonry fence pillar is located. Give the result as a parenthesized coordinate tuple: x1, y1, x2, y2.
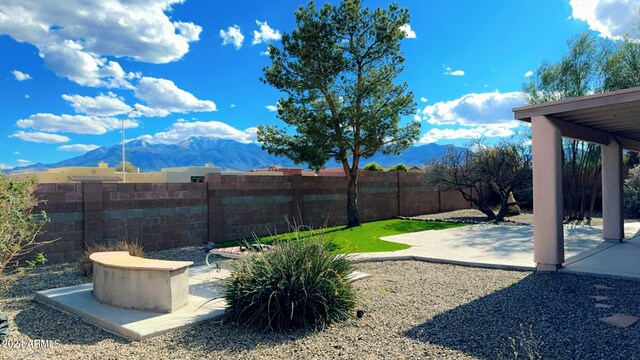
(206, 173, 223, 243)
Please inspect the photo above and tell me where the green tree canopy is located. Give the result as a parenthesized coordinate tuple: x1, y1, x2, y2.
(115, 161, 136, 173)
(604, 37, 640, 91)
(388, 163, 408, 172)
(363, 162, 383, 171)
(258, 0, 419, 226)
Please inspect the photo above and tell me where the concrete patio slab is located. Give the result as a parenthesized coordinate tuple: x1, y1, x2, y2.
(35, 265, 230, 341)
(351, 224, 606, 270)
(562, 235, 640, 280)
(351, 222, 640, 281)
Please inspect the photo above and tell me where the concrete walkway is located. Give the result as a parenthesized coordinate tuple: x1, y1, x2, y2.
(351, 222, 640, 279)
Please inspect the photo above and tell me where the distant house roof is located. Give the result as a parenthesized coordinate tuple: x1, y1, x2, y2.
(382, 165, 423, 172)
(317, 165, 422, 176)
(68, 176, 122, 182)
(251, 165, 304, 175)
(316, 168, 345, 177)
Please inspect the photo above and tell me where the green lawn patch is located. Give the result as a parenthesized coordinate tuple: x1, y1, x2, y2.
(223, 219, 466, 254)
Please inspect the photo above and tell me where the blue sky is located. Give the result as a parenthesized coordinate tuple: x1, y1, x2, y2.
(0, 0, 637, 168)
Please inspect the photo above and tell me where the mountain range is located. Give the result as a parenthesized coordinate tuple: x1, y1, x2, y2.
(9, 137, 459, 173)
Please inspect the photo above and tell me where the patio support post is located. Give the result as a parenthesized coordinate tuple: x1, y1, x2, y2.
(532, 116, 564, 271)
(601, 136, 624, 242)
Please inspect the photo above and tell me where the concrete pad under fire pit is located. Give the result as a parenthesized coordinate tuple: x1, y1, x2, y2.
(35, 265, 229, 341)
(34, 265, 371, 341)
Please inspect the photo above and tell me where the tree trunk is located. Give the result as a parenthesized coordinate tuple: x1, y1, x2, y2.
(495, 195, 511, 222)
(458, 189, 496, 221)
(477, 202, 497, 221)
(346, 171, 360, 227)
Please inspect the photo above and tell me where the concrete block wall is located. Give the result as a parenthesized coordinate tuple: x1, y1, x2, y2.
(35, 182, 208, 263)
(207, 173, 300, 242)
(35, 183, 84, 264)
(35, 171, 474, 263)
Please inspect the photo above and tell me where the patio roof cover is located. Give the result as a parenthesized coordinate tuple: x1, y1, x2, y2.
(513, 87, 640, 151)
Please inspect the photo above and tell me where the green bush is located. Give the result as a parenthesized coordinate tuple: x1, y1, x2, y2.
(388, 163, 408, 172)
(224, 231, 356, 331)
(0, 175, 51, 274)
(78, 240, 144, 277)
(363, 162, 383, 171)
(624, 165, 640, 216)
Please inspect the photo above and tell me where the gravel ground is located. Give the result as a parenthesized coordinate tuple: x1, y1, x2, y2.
(2, 243, 640, 360)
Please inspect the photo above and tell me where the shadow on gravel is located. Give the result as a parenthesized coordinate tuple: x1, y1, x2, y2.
(404, 273, 640, 360)
(167, 319, 320, 355)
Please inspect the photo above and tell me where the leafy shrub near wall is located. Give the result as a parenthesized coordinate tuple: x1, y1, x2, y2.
(388, 163, 408, 172)
(363, 162, 383, 171)
(624, 165, 640, 216)
(224, 231, 356, 331)
(0, 175, 51, 274)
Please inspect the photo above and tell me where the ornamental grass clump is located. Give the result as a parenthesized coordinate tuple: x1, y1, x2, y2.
(78, 239, 143, 277)
(224, 230, 356, 332)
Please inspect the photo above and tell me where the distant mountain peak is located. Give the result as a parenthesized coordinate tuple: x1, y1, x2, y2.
(8, 138, 461, 174)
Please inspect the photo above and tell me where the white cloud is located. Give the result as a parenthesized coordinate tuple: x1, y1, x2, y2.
(421, 91, 526, 127)
(220, 25, 244, 49)
(12, 70, 31, 81)
(132, 104, 170, 118)
(0, 0, 201, 87)
(16, 113, 137, 134)
(24, 94, 30, 99)
(173, 21, 202, 42)
(62, 92, 131, 116)
(134, 77, 217, 116)
(16, 159, 32, 165)
(524, 70, 534, 78)
(252, 20, 281, 45)
(58, 144, 100, 152)
(9, 131, 70, 143)
(444, 66, 465, 76)
(265, 105, 278, 112)
(569, 0, 638, 40)
(420, 97, 428, 103)
(138, 120, 258, 144)
(399, 24, 416, 39)
(419, 123, 520, 144)
(230, 104, 236, 108)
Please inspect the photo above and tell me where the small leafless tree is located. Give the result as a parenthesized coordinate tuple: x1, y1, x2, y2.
(424, 140, 532, 222)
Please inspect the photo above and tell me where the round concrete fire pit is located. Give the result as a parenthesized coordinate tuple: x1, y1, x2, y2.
(90, 251, 193, 313)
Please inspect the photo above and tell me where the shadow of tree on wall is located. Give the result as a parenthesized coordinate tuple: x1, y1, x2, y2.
(403, 273, 640, 359)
